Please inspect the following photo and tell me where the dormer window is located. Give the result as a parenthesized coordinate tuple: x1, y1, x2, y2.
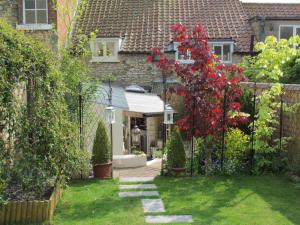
(24, 0, 48, 24)
(279, 25, 300, 40)
(209, 42, 234, 64)
(174, 43, 194, 64)
(91, 38, 121, 62)
(174, 41, 233, 64)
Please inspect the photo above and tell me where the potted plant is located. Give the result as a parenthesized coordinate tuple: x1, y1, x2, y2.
(92, 120, 112, 179)
(166, 128, 186, 174)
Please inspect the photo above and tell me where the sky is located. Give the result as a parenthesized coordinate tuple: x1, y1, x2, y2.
(241, 0, 300, 3)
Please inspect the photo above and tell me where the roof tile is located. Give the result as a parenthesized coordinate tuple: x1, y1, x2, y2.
(75, 0, 288, 53)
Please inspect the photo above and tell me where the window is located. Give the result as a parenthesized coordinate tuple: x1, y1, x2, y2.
(91, 38, 121, 62)
(23, 0, 48, 24)
(174, 43, 194, 64)
(175, 42, 233, 64)
(209, 42, 233, 63)
(279, 25, 300, 40)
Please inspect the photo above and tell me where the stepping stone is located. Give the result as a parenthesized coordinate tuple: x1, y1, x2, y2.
(120, 177, 155, 183)
(145, 215, 193, 223)
(142, 199, 165, 213)
(119, 184, 157, 190)
(119, 191, 159, 197)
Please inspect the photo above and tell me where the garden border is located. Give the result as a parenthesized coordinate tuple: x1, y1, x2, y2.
(0, 185, 63, 224)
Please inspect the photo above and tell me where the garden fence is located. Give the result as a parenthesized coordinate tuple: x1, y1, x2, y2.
(188, 82, 300, 175)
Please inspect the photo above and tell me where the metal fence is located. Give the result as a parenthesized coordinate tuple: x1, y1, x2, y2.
(187, 82, 300, 175)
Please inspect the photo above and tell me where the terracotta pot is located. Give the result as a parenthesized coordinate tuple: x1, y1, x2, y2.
(172, 167, 185, 175)
(93, 162, 112, 179)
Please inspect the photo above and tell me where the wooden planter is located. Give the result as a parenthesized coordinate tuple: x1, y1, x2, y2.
(0, 185, 63, 225)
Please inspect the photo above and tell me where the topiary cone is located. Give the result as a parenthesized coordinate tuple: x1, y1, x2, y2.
(92, 120, 112, 179)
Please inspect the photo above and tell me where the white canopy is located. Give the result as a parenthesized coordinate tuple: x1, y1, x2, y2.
(125, 92, 164, 114)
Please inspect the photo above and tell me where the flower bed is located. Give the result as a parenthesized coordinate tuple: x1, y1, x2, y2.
(0, 185, 62, 225)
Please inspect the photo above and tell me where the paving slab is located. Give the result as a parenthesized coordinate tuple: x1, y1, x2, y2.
(119, 184, 157, 190)
(119, 191, 159, 197)
(119, 177, 155, 183)
(142, 199, 165, 213)
(145, 215, 193, 223)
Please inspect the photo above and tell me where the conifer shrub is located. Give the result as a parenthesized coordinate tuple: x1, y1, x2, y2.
(92, 120, 111, 164)
(166, 128, 186, 168)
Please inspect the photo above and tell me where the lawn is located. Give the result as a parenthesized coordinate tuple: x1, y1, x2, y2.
(53, 176, 300, 225)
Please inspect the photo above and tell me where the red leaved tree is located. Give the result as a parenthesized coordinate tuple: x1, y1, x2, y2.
(148, 24, 247, 172)
(149, 24, 246, 138)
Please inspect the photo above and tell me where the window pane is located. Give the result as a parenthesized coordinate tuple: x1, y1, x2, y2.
(177, 49, 191, 60)
(106, 42, 116, 57)
(214, 46, 222, 58)
(25, 10, 36, 23)
(223, 44, 231, 62)
(37, 10, 47, 23)
(25, 0, 35, 9)
(37, 0, 47, 9)
(95, 42, 106, 57)
(280, 26, 293, 40)
(296, 28, 300, 37)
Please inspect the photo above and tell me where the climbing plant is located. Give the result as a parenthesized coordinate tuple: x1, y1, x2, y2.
(241, 36, 300, 174)
(0, 20, 89, 201)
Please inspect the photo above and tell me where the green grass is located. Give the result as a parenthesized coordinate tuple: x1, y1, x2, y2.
(53, 176, 300, 225)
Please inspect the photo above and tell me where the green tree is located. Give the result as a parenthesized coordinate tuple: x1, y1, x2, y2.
(92, 120, 111, 164)
(166, 128, 186, 169)
(241, 36, 299, 173)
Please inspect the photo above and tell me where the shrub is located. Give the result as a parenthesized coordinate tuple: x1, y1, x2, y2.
(224, 128, 249, 174)
(92, 120, 111, 165)
(166, 128, 186, 168)
(225, 128, 249, 160)
(0, 20, 90, 201)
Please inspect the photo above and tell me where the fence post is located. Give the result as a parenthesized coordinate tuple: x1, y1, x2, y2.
(279, 92, 284, 151)
(221, 85, 227, 171)
(250, 82, 257, 172)
(78, 83, 84, 151)
(190, 97, 196, 176)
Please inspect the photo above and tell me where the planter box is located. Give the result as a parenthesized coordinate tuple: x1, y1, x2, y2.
(0, 185, 62, 225)
(113, 154, 147, 168)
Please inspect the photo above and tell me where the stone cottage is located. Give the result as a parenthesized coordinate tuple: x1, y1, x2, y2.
(0, 0, 77, 49)
(74, 0, 300, 90)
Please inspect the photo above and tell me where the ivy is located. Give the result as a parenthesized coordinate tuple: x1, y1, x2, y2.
(0, 20, 90, 201)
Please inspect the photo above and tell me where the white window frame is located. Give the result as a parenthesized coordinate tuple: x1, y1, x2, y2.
(279, 25, 300, 40)
(23, 0, 48, 24)
(174, 42, 194, 64)
(17, 0, 51, 30)
(174, 41, 234, 64)
(209, 42, 234, 64)
(90, 38, 121, 63)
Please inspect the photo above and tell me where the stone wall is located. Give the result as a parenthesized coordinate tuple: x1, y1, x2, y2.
(89, 52, 245, 89)
(0, 0, 18, 27)
(249, 19, 300, 42)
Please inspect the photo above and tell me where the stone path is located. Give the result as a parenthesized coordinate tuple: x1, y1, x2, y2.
(142, 199, 165, 213)
(118, 176, 193, 224)
(145, 215, 193, 223)
(119, 177, 155, 182)
(119, 184, 157, 189)
(119, 191, 159, 197)
(114, 159, 161, 178)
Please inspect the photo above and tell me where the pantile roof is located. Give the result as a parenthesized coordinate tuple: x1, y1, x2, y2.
(243, 3, 300, 19)
(75, 0, 253, 53)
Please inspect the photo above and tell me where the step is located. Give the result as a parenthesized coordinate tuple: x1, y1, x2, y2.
(119, 177, 155, 183)
(119, 191, 159, 197)
(142, 199, 165, 213)
(119, 184, 157, 190)
(145, 215, 193, 223)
